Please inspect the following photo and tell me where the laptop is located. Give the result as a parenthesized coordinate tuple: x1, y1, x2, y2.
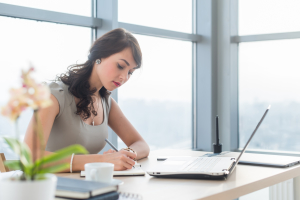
(147, 105, 271, 180)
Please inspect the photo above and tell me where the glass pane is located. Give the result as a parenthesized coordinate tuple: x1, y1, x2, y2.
(239, 0, 300, 35)
(118, 0, 192, 33)
(239, 39, 300, 151)
(118, 35, 192, 150)
(0, 0, 91, 17)
(0, 16, 91, 159)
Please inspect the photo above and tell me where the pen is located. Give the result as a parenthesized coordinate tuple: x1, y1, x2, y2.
(105, 138, 118, 152)
(105, 138, 135, 168)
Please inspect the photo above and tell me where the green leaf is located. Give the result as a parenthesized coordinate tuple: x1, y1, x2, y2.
(3, 137, 32, 166)
(4, 137, 21, 155)
(38, 163, 70, 174)
(4, 160, 22, 170)
(35, 144, 88, 167)
(19, 142, 32, 166)
(22, 163, 34, 176)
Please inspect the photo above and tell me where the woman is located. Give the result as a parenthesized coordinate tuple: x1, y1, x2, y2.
(24, 28, 150, 172)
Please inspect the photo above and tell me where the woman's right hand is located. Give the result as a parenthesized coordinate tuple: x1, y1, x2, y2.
(101, 149, 136, 171)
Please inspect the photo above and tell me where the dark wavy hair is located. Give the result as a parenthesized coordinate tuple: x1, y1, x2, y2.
(56, 28, 142, 120)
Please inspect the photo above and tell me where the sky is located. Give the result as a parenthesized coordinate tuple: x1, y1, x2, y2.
(239, 0, 300, 104)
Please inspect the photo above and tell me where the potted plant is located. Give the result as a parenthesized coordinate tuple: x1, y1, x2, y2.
(0, 67, 88, 200)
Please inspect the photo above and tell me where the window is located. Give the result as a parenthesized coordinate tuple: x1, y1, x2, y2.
(0, 1, 195, 156)
(239, 0, 300, 35)
(238, 1, 300, 152)
(239, 39, 300, 151)
(118, 34, 192, 150)
(0, 16, 91, 159)
(117, 1, 194, 150)
(0, 0, 91, 17)
(118, 0, 192, 33)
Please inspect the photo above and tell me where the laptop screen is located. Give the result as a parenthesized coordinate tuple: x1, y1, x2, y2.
(231, 105, 271, 171)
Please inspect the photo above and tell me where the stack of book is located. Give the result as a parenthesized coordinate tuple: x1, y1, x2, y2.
(54, 177, 119, 200)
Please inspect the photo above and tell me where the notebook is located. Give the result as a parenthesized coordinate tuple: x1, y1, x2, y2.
(55, 191, 119, 200)
(55, 192, 143, 200)
(81, 164, 145, 177)
(56, 177, 118, 199)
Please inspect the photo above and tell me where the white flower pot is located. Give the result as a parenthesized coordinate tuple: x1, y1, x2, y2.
(0, 173, 57, 200)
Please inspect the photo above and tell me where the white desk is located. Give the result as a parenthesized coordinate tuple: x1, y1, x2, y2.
(57, 149, 300, 200)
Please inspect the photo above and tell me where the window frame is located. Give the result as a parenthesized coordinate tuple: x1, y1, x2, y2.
(0, 0, 201, 151)
(225, 0, 300, 156)
(0, 2, 101, 28)
(3, 0, 297, 156)
(216, 0, 239, 152)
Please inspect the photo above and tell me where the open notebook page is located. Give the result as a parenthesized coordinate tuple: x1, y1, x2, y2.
(81, 164, 145, 177)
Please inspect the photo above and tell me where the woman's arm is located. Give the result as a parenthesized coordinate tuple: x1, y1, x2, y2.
(24, 94, 136, 172)
(108, 98, 150, 160)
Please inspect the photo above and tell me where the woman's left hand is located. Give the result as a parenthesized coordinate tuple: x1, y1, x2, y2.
(103, 149, 117, 154)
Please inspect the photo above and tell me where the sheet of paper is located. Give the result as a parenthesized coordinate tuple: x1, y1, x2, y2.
(113, 166, 145, 176)
(81, 164, 145, 177)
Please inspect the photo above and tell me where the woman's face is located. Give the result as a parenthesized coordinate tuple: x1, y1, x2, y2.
(96, 47, 138, 91)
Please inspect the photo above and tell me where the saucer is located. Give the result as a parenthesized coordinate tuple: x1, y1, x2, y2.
(111, 179, 124, 185)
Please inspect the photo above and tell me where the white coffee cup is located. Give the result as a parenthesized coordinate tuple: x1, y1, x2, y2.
(84, 163, 114, 183)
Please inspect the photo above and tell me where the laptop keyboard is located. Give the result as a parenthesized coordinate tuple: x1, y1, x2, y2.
(180, 157, 221, 172)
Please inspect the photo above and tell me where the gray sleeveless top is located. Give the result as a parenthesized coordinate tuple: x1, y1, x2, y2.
(45, 81, 111, 154)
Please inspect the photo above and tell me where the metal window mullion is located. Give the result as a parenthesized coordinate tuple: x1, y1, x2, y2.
(0, 3, 101, 28)
(194, 0, 218, 151)
(96, 0, 119, 152)
(232, 31, 300, 43)
(230, 0, 239, 151)
(118, 22, 201, 42)
(192, 0, 197, 150)
(216, 0, 238, 151)
(192, 42, 197, 150)
(91, 0, 96, 44)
